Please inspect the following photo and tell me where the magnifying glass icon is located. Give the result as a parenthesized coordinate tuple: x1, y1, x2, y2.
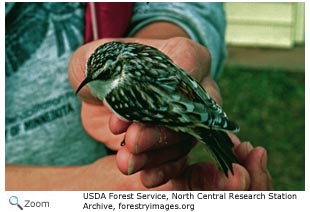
(9, 196, 23, 210)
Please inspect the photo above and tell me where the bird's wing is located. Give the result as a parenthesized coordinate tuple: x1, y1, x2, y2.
(172, 66, 239, 132)
(105, 66, 238, 133)
(106, 42, 239, 132)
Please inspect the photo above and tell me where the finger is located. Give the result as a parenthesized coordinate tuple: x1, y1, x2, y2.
(140, 156, 188, 188)
(109, 113, 132, 135)
(174, 163, 250, 191)
(234, 141, 254, 164)
(228, 133, 241, 147)
(81, 102, 124, 150)
(124, 123, 194, 154)
(116, 140, 194, 175)
(245, 147, 273, 190)
(68, 44, 101, 104)
(220, 164, 250, 191)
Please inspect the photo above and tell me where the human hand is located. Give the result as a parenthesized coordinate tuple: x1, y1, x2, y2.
(69, 37, 218, 187)
(82, 137, 272, 191)
(123, 134, 273, 191)
(232, 134, 273, 190)
(69, 37, 216, 147)
(69, 37, 273, 190)
(5, 138, 272, 191)
(158, 134, 272, 191)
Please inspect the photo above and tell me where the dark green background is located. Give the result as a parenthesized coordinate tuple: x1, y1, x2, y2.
(190, 66, 305, 191)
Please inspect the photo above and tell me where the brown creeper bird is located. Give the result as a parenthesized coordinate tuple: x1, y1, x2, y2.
(76, 41, 240, 176)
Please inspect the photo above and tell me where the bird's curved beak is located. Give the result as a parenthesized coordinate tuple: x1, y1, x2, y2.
(75, 76, 93, 95)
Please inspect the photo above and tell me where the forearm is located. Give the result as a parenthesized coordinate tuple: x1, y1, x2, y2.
(6, 164, 86, 190)
(133, 21, 189, 39)
(128, 2, 227, 79)
(6, 155, 147, 191)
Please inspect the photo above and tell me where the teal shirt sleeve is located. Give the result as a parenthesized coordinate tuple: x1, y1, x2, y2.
(126, 2, 227, 80)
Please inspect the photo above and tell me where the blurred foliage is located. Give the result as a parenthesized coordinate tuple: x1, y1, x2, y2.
(190, 66, 305, 191)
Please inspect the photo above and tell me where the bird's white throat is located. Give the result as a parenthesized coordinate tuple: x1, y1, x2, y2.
(87, 79, 118, 101)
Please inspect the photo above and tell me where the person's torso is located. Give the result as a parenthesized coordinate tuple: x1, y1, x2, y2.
(5, 2, 108, 166)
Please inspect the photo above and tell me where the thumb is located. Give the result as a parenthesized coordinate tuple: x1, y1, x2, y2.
(68, 39, 116, 104)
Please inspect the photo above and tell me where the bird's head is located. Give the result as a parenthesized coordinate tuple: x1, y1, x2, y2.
(75, 41, 125, 95)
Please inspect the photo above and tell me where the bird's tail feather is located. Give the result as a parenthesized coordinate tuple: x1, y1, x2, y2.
(201, 130, 239, 177)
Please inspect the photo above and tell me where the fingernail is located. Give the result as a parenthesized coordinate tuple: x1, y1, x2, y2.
(127, 156, 135, 175)
(135, 140, 140, 154)
(244, 142, 253, 153)
(127, 154, 148, 175)
(134, 129, 142, 154)
(260, 149, 267, 172)
(237, 168, 247, 191)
